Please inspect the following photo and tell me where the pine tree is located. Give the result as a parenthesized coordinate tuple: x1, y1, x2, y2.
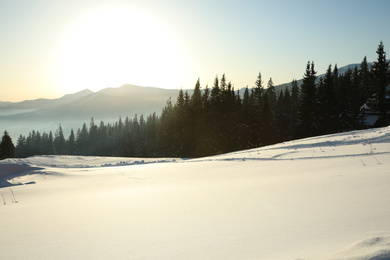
(0, 131, 15, 159)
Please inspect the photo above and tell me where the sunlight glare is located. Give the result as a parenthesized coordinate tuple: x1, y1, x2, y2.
(58, 5, 187, 93)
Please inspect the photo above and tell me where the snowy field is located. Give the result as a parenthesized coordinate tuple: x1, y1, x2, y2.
(1, 126, 390, 260)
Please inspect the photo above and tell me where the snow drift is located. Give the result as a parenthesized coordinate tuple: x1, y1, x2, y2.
(1, 126, 390, 259)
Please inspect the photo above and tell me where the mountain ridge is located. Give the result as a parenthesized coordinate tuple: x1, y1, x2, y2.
(0, 60, 384, 140)
(0, 84, 184, 140)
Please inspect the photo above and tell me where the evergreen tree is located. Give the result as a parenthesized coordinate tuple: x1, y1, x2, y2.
(282, 87, 292, 139)
(42, 131, 54, 155)
(190, 79, 208, 156)
(370, 41, 390, 125)
(209, 75, 224, 154)
(274, 88, 292, 142)
(54, 125, 65, 155)
(144, 112, 159, 157)
(254, 71, 264, 104)
(173, 89, 188, 156)
(259, 91, 275, 145)
(350, 66, 365, 127)
(88, 117, 99, 155)
(266, 77, 276, 105)
(220, 73, 227, 91)
(359, 56, 371, 98)
(202, 84, 210, 113)
(156, 98, 176, 156)
(30, 130, 42, 155)
(317, 65, 337, 134)
(76, 123, 89, 155)
(298, 61, 318, 138)
(289, 79, 300, 138)
(0, 131, 15, 159)
(339, 69, 355, 130)
(15, 135, 27, 158)
(66, 129, 77, 155)
(191, 78, 202, 109)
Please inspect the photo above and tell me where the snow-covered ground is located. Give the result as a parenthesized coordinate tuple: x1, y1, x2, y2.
(1, 126, 390, 260)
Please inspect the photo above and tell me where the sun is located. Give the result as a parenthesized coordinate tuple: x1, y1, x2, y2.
(57, 5, 187, 93)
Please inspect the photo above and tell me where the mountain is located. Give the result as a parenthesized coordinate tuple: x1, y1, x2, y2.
(0, 84, 184, 140)
(2, 89, 94, 110)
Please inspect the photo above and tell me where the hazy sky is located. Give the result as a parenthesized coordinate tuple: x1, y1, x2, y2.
(1, 0, 389, 102)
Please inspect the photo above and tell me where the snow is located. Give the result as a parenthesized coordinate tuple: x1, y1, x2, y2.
(1, 126, 390, 259)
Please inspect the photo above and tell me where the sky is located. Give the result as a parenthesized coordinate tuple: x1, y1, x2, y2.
(1, 0, 389, 102)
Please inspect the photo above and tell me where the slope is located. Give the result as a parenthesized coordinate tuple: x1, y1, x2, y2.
(0, 126, 389, 259)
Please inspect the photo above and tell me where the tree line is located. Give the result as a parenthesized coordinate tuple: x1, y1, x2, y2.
(2, 42, 389, 159)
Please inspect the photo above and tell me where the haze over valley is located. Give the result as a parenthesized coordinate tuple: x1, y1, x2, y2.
(0, 84, 185, 140)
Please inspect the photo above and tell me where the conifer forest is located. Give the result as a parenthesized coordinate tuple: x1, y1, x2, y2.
(8, 42, 390, 159)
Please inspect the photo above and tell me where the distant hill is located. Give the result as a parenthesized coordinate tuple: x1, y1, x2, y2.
(272, 61, 389, 93)
(234, 62, 374, 97)
(273, 62, 363, 93)
(0, 84, 185, 140)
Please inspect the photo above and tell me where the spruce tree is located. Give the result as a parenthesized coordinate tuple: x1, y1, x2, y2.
(15, 135, 27, 158)
(334, 69, 352, 131)
(0, 131, 15, 159)
(76, 123, 89, 155)
(54, 125, 65, 155)
(190, 79, 208, 157)
(350, 66, 364, 127)
(240, 86, 252, 149)
(41, 131, 54, 155)
(289, 79, 300, 138)
(298, 61, 318, 137)
(317, 65, 337, 134)
(157, 98, 175, 156)
(266, 77, 276, 105)
(370, 41, 390, 125)
(66, 129, 77, 155)
(359, 56, 371, 98)
(254, 71, 264, 104)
